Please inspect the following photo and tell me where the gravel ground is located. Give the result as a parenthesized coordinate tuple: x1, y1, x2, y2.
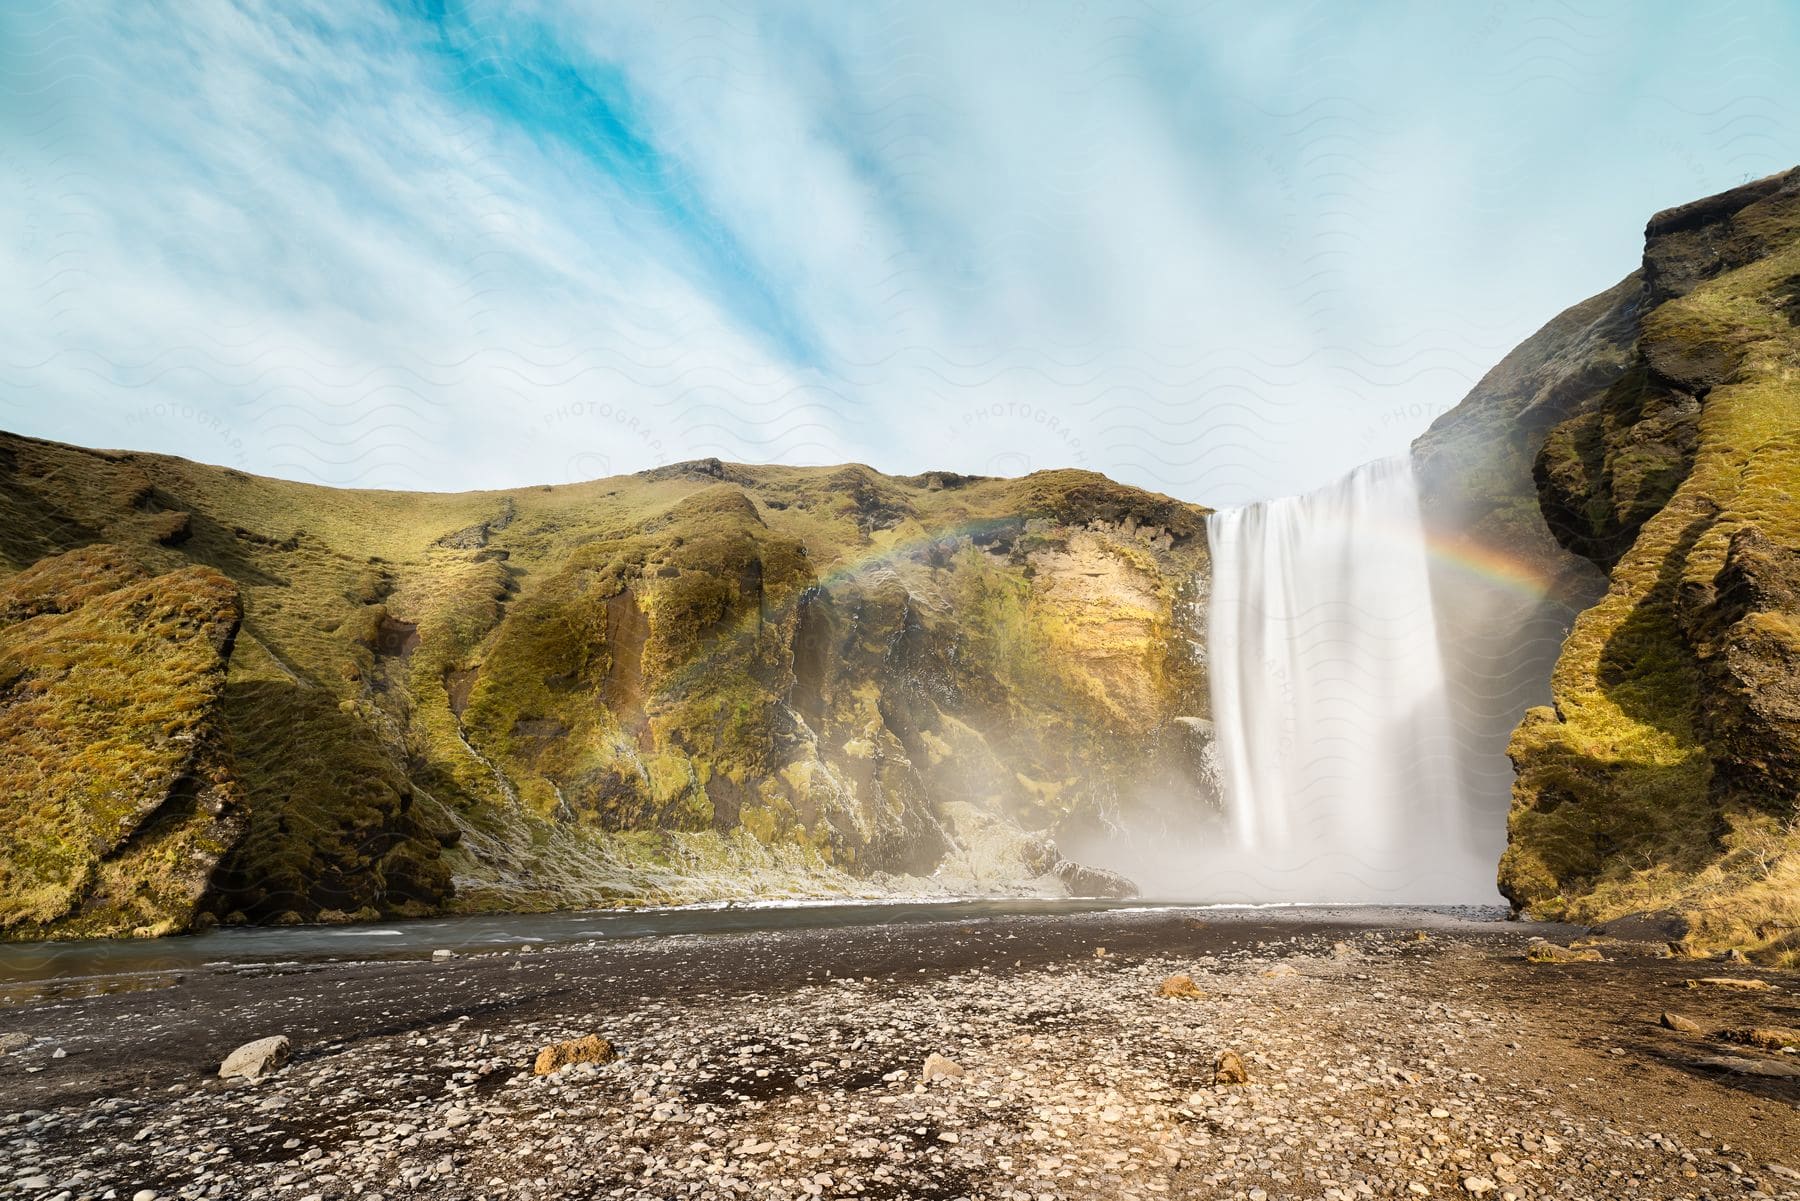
(1, 908, 1796, 1200)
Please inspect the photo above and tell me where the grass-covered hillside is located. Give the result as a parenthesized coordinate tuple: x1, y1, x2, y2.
(1424, 167, 1800, 964)
(0, 437, 1210, 938)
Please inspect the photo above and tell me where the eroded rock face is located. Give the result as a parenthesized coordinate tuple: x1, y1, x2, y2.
(1423, 166, 1800, 964)
(1686, 527, 1800, 816)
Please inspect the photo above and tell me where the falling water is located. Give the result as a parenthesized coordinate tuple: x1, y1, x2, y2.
(1203, 456, 1494, 903)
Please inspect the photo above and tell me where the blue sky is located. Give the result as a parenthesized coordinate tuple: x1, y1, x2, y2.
(3, 1, 1797, 502)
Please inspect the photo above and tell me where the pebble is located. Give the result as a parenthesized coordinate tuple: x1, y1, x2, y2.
(3, 926, 1791, 1201)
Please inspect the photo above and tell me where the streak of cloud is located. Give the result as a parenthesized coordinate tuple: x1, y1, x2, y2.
(2, 1, 1796, 500)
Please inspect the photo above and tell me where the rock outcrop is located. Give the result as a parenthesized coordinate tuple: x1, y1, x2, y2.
(1419, 166, 1800, 964)
(0, 436, 1210, 937)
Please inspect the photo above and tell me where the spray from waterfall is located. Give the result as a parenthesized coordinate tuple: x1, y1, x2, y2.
(1201, 455, 1495, 903)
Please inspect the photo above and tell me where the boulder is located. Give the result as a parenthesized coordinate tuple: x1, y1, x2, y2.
(1157, 973, 1205, 1000)
(1714, 1026, 1800, 1050)
(1054, 860, 1139, 899)
(921, 1052, 964, 1082)
(1213, 1050, 1249, 1086)
(1659, 1012, 1702, 1034)
(533, 1034, 615, 1075)
(1524, 942, 1603, 964)
(219, 1035, 290, 1080)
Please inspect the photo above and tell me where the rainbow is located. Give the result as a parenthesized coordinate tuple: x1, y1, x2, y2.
(1423, 533, 1558, 603)
(803, 516, 1560, 609)
(808, 517, 1025, 589)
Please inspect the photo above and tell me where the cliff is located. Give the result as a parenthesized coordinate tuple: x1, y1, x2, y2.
(1420, 167, 1800, 963)
(0, 437, 1211, 938)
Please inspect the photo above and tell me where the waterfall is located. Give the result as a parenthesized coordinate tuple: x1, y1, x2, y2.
(1203, 456, 1494, 903)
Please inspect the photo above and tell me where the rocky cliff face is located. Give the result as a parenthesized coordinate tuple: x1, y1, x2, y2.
(1420, 167, 1800, 962)
(0, 438, 1210, 937)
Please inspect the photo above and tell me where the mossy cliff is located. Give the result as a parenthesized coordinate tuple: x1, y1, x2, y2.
(1421, 167, 1800, 962)
(0, 546, 242, 938)
(0, 441, 1209, 938)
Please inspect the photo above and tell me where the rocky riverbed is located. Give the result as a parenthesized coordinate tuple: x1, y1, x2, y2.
(2, 908, 1796, 1200)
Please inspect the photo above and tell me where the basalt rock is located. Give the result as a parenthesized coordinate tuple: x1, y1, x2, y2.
(1053, 861, 1141, 899)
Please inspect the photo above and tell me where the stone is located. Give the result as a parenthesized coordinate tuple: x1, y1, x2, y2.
(1213, 1050, 1249, 1086)
(1054, 860, 1139, 899)
(1157, 973, 1206, 1000)
(0, 1032, 30, 1054)
(922, 1053, 964, 1082)
(432, 948, 455, 961)
(1714, 1026, 1800, 1050)
(1687, 977, 1772, 991)
(219, 1036, 291, 1081)
(1690, 1054, 1800, 1078)
(533, 1034, 615, 1075)
(1524, 942, 1603, 964)
(1660, 1012, 1702, 1033)
(1261, 963, 1298, 978)
(1462, 1176, 1497, 1194)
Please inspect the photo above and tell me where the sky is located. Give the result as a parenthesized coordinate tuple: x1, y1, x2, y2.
(2, 2, 1798, 504)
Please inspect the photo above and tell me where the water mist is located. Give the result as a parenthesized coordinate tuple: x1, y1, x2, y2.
(1200, 456, 1496, 904)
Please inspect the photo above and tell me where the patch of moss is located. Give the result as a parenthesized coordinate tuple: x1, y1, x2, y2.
(0, 550, 242, 938)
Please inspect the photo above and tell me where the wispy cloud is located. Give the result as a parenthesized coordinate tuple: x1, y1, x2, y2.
(2, 1, 1797, 498)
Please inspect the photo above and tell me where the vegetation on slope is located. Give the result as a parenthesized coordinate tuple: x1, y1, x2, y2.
(0, 545, 242, 938)
(0, 438, 1210, 937)
(1492, 168, 1800, 962)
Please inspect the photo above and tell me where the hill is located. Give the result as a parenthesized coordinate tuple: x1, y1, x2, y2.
(0, 438, 1210, 937)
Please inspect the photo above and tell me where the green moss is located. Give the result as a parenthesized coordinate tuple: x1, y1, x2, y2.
(0, 432, 1211, 935)
(0, 552, 241, 938)
(1501, 177, 1800, 963)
